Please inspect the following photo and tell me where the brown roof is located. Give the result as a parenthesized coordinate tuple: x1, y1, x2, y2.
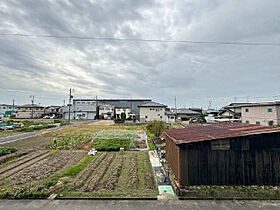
(164, 123, 280, 145)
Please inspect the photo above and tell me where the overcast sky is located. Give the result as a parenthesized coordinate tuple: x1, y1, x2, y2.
(0, 0, 279, 109)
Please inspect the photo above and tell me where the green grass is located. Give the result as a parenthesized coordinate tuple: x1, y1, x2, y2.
(0, 147, 17, 156)
(92, 138, 132, 151)
(62, 155, 95, 177)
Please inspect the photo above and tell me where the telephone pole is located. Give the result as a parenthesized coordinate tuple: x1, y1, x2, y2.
(12, 99, 14, 111)
(29, 95, 34, 119)
(175, 96, 177, 114)
(68, 88, 73, 122)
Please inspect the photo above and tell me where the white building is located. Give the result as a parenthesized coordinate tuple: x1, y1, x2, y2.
(115, 106, 132, 119)
(139, 102, 167, 123)
(99, 104, 114, 119)
(0, 104, 17, 117)
(165, 110, 176, 123)
(62, 100, 97, 120)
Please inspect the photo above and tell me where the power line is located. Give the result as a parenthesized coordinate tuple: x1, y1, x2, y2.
(0, 33, 279, 46)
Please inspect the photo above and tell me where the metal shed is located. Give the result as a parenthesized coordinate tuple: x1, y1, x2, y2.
(164, 123, 280, 187)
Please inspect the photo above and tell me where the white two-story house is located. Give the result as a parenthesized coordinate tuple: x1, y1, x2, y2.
(138, 102, 167, 123)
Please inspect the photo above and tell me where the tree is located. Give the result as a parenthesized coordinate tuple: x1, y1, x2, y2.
(146, 121, 165, 137)
(121, 112, 126, 121)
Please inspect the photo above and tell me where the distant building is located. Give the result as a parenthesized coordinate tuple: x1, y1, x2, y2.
(44, 106, 62, 118)
(73, 100, 97, 120)
(16, 104, 44, 119)
(165, 109, 176, 123)
(176, 109, 201, 120)
(99, 104, 114, 119)
(165, 123, 280, 188)
(115, 106, 132, 119)
(139, 102, 167, 123)
(218, 103, 251, 120)
(0, 104, 17, 117)
(241, 101, 280, 126)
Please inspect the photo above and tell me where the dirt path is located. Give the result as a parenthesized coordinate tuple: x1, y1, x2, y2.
(0, 151, 50, 180)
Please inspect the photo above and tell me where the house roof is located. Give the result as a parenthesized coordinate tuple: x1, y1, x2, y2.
(19, 104, 44, 108)
(177, 109, 200, 115)
(165, 110, 176, 115)
(165, 123, 280, 145)
(138, 102, 167, 108)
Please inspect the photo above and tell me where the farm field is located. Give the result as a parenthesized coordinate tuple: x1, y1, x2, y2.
(0, 122, 158, 198)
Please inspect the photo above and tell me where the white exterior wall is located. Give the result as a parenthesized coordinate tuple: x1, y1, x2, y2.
(0, 105, 16, 116)
(165, 115, 175, 123)
(139, 107, 166, 123)
(115, 108, 131, 118)
(241, 105, 280, 126)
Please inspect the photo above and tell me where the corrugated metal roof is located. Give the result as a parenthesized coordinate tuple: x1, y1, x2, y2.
(165, 123, 280, 145)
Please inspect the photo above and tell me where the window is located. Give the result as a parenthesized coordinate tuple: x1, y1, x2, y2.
(268, 108, 272, 112)
(246, 121, 250, 124)
(9, 107, 12, 109)
(211, 139, 230, 150)
(3, 107, 6, 109)
(268, 121, 274, 126)
(256, 122, 260, 125)
(245, 108, 249, 112)
(160, 116, 162, 119)
(145, 116, 148, 118)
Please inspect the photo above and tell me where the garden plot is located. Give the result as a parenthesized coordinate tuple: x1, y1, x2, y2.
(92, 130, 148, 151)
(0, 150, 86, 187)
(58, 151, 158, 198)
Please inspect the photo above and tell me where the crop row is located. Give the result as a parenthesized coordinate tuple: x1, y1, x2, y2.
(73, 153, 108, 189)
(104, 154, 124, 190)
(84, 153, 116, 192)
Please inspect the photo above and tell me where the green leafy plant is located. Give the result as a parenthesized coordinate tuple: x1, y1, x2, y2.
(146, 121, 165, 137)
(0, 147, 17, 156)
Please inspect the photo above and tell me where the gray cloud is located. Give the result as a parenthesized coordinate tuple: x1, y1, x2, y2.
(0, 0, 279, 108)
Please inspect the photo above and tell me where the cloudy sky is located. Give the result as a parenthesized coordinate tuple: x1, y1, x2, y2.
(0, 0, 279, 109)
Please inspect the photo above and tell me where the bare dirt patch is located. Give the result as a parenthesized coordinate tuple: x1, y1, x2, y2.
(9, 150, 86, 185)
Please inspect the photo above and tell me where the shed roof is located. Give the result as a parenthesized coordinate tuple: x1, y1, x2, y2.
(165, 123, 280, 145)
(177, 109, 200, 115)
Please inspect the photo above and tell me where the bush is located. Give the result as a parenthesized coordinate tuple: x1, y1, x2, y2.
(92, 138, 131, 151)
(114, 118, 124, 124)
(146, 121, 165, 137)
(0, 147, 17, 156)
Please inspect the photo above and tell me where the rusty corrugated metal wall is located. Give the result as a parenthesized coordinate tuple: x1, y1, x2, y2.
(165, 136, 180, 180)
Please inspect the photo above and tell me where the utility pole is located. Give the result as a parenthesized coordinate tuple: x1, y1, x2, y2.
(12, 99, 14, 111)
(174, 96, 177, 114)
(68, 88, 73, 122)
(29, 95, 34, 119)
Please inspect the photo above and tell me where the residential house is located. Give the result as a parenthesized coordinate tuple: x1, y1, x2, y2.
(138, 102, 167, 123)
(115, 106, 132, 119)
(98, 104, 114, 119)
(241, 101, 280, 126)
(44, 106, 62, 118)
(218, 103, 251, 120)
(176, 109, 201, 120)
(16, 104, 44, 119)
(165, 123, 280, 189)
(165, 109, 176, 124)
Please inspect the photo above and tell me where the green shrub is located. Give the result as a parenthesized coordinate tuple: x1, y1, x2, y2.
(92, 138, 131, 151)
(114, 118, 124, 124)
(0, 147, 17, 156)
